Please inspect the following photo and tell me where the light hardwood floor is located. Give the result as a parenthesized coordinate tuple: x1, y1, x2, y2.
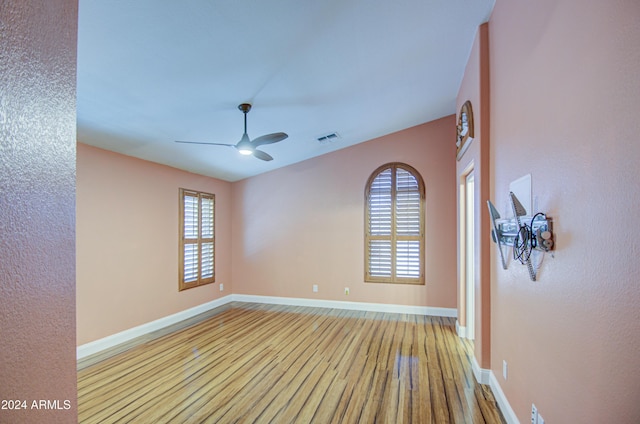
(78, 303, 505, 423)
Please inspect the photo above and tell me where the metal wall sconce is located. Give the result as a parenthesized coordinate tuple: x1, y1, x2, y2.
(487, 192, 554, 281)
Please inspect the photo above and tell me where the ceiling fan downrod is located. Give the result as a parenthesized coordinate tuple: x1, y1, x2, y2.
(239, 103, 252, 135)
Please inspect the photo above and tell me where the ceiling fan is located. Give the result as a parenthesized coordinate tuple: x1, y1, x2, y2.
(175, 103, 288, 161)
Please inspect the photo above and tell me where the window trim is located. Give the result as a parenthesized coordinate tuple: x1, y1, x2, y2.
(179, 188, 215, 291)
(364, 162, 425, 284)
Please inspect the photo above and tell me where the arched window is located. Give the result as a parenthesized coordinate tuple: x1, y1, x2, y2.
(365, 163, 425, 284)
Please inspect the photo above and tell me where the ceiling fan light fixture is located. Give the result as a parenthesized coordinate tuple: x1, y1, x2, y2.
(236, 134, 254, 155)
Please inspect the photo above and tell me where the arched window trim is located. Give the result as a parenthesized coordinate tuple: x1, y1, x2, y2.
(364, 162, 425, 284)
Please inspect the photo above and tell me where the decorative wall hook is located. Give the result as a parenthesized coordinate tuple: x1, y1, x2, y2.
(456, 101, 474, 161)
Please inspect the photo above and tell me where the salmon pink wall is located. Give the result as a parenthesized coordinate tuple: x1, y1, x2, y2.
(76, 144, 232, 345)
(231, 117, 457, 307)
(456, 23, 491, 369)
(0, 1, 78, 422)
(489, 0, 640, 422)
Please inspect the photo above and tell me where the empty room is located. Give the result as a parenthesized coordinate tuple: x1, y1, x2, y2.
(1, 1, 639, 423)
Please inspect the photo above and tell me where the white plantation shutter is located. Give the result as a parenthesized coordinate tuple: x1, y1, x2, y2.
(179, 189, 215, 290)
(365, 163, 424, 284)
(200, 196, 214, 238)
(396, 168, 421, 236)
(183, 194, 199, 238)
(395, 168, 422, 279)
(201, 242, 214, 279)
(183, 193, 199, 283)
(200, 196, 215, 280)
(368, 239, 392, 277)
(367, 168, 393, 278)
(396, 240, 421, 278)
(183, 244, 199, 283)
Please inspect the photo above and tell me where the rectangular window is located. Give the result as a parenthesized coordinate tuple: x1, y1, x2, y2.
(179, 188, 215, 291)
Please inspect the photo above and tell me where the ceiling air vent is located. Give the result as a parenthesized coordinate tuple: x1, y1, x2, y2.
(316, 132, 340, 145)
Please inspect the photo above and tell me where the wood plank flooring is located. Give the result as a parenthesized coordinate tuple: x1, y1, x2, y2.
(77, 303, 505, 423)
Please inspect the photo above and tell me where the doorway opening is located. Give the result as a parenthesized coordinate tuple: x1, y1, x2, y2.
(464, 171, 475, 341)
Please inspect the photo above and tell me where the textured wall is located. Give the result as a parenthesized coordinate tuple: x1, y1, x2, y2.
(232, 117, 458, 307)
(0, 1, 78, 423)
(76, 144, 233, 345)
(455, 23, 491, 369)
(489, 0, 640, 422)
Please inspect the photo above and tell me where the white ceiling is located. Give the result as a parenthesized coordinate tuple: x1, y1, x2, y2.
(77, 0, 495, 182)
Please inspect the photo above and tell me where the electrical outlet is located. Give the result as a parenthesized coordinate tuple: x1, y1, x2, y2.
(312, 284, 318, 293)
(344, 287, 350, 295)
(219, 283, 224, 291)
(503, 360, 508, 380)
(531, 404, 538, 424)
(537, 413, 545, 424)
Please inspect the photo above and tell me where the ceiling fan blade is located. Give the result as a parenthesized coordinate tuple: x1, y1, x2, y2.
(252, 149, 273, 161)
(175, 140, 234, 147)
(251, 132, 288, 147)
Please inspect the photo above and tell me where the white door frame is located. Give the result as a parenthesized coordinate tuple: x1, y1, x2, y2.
(464, 171, 475, 341)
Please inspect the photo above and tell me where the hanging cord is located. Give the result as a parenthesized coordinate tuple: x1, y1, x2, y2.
(529, 212, 547, 250)
(513, 221, 532, 264)
(513, 212, 548, 264)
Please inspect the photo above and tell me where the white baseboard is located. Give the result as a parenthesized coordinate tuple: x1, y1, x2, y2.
(231, 294, 457, 317)
(77, 295, 234, 359)
(472, 361, 519, 423)
(77, 294, 456, 360)
(456, 320, 467, 338)
(471, 355, 492, 385)
(489, 371, 519, 424)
